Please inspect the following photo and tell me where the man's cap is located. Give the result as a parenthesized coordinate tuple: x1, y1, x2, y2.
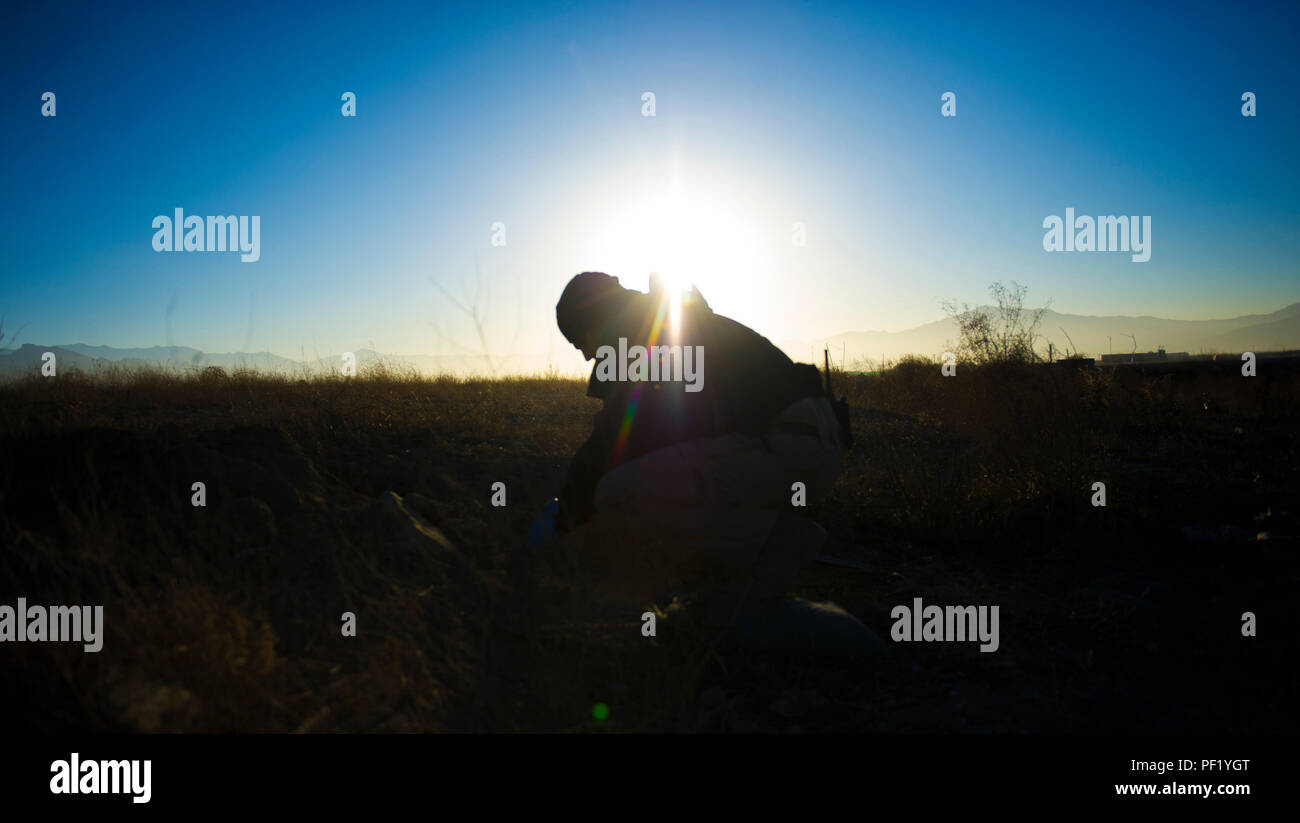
(556, 271, 630, 344)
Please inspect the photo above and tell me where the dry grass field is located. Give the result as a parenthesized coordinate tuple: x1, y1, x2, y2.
(1, 360, 1296, 732)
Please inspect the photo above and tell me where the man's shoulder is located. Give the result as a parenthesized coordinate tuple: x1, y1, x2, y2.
(698, 309, 795, 367)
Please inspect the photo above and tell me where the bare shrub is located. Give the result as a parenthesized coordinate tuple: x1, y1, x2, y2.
(941, 281, 1048, 365)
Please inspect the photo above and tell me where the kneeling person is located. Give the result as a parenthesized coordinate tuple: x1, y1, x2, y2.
(551, 271, 849, 621)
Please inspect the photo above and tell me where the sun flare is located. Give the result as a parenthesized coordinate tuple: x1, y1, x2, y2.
(585, 184, 771, 334)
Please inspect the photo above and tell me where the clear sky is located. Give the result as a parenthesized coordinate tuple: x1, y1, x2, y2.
(3, 0, 1297, 370)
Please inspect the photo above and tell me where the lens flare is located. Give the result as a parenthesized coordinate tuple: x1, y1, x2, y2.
(585, 183, 769, 326)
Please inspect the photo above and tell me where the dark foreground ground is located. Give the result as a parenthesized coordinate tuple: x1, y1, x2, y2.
(1, 360, 1296, 732)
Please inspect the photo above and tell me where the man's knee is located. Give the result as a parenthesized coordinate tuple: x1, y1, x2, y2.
(593, 435, 752, 511)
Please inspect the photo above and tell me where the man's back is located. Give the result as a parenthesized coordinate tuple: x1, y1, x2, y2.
(561, 291, 822, 526)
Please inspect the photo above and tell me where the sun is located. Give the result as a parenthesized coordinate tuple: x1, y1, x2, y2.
(585, 183, 770, 334)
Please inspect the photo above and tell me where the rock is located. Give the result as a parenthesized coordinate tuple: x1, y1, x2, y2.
(367, 491, 456, 554)
(402, 491, 441, 522)
(729, 597, 890, 660)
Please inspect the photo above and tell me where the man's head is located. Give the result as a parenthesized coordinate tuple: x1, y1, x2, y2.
(556, 271, 635, 359)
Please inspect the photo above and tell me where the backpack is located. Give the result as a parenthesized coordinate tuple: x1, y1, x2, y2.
(790, 359, 854, 449)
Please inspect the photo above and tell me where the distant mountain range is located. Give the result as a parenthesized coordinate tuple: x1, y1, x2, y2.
(0, 344, 525, 378)
(3, 302, 1298, 377)
(781, 302, 1300, 367)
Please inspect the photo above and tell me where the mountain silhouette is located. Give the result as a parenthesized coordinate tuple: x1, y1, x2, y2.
(3, 303, 1298, 377)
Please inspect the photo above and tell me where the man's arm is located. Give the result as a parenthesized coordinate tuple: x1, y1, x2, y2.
(557, 401, 619, 531)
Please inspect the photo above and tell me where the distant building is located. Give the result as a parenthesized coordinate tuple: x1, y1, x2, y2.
(1095, 349, 1300, 369)
(1099, 347, 1189, 365)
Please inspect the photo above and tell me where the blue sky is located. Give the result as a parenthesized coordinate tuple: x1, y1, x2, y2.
(2, 0, 1297, 368)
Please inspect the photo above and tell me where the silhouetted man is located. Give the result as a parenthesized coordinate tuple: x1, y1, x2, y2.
(550, 271, 867, 639)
